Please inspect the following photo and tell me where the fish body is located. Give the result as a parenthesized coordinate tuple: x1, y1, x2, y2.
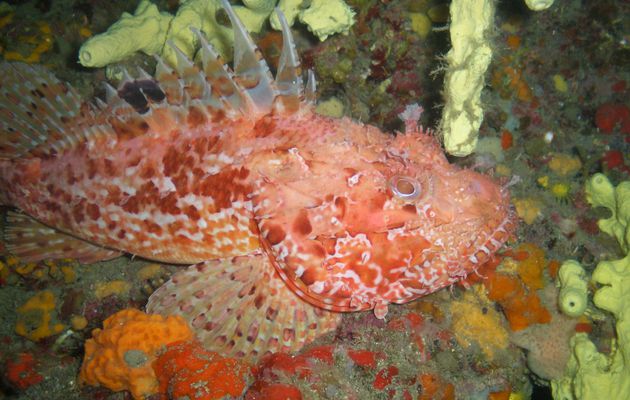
(0, 2, 515, 358)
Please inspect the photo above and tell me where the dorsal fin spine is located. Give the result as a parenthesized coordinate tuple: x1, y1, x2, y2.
(137, 67, 153, 80)
(220, 0, 277, 115)
(275, 9, 302, 96)
(167, 40, 195, 72)
(305, 69, 317, 104)
(274, 8, 303, 113)
(119, 69, 134, 88)
(154, 55, 184, 105)
(95, 97, 107, 110)
(167, 41, 213, 104)
(193, 28, 244, 112)
(104, 83, 119, 103)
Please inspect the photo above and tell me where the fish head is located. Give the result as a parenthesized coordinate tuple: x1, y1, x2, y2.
(252, 119, 516, 318)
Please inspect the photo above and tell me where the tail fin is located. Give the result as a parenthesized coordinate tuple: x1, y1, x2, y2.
(3, 211, 121, 263)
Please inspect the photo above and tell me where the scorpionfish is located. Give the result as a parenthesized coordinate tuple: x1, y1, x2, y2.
(0, 1, 515, 359)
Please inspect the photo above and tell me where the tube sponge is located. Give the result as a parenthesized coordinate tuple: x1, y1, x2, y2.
(439, 0, 495, 156)
(439, 0, 555, 156)
(78, 0, 270, 68)
(585, 173, 630, 253)
(79, 0, 355, 69)
(551, 174, 630, 400)
(557, 260, 588, 318)
(525, 0, 554, 11)
(78, 0, 172, 68)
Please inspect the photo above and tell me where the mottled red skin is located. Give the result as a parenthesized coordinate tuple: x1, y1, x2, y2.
(0, 101, 515, 316)
(248, 111, 515, 316)
(2, 112, 261, 263)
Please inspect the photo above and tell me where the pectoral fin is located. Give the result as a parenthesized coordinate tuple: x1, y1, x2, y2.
(147, 252, 341, 361)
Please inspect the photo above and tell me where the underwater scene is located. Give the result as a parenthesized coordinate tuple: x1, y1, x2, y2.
(0, 0, 629, 399)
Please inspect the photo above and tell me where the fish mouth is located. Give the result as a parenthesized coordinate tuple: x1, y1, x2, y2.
(275, 207, 518, 312)
(439, 200, 517, 280)
(388, 205, 517, 302)
(262, 188, 518, 315)
(469, 207, 517, 266)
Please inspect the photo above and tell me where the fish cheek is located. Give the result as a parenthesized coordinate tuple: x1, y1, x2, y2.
(299, 264, 324, 286)
(402, 204, 417, 214)
(292, 209, 312, 236)
(265, 223, 286, 245)
(310, 240, 328, 259)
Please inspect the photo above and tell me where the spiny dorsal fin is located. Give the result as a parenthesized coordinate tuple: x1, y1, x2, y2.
(0, 71, 152, 155)
(0, 2, 317, 161)
(221, 0, 277, 115)
(112, 0, 309, 124)
(274, 8, 303, 113)
(154, 56, 184, 105)
(4, 211, 121, 263)
(305, 69, 317, 105)
(0, 62, 88, 159)
(194, 28, 245, 112)
(168, 41, 210, 102)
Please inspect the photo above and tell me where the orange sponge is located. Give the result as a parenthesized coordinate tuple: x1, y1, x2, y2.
(515, 243, 546, 290)
(79, 308, 193, 399)
(484, 270, 551, 331)
(154, 340, 252, 399)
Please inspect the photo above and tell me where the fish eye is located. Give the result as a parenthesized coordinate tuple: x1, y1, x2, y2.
(389, 175, 421, 200)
